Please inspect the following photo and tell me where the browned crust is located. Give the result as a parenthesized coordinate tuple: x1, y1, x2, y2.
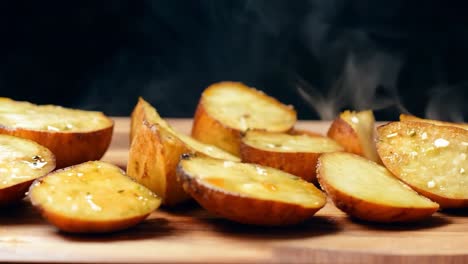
(327, 117, 363, 156)
(240, 141, 320, 183)
(130, 97, 146, 144)
(191, 82, 296, 156)
(377, 121, 468, 209)
(176, 163, 324, 226)
(400, 114, 468, 130)
(127, 121, 190, 206)
(316, 156, 439, 223)
(35, 205, 150, 233)
(0, 120, 113, 169)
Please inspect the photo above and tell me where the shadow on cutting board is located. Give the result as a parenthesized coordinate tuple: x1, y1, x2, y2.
(348, 214, 451, 231)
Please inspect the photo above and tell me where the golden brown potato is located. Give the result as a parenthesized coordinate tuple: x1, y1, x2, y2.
(327, 110, 381, 163)
(191, 82, 297, 156)
(288, 128, 323, 137)
(377, 121, 468, 208)
(317, 152, 439, 223)
(400, 114, 468, 130)
(240, 131, 343, 183)
(127, 98, 240, 206)
(130, 97, 172, 144)
(0, 135, 55, 206)
(177, 155, 327, 226)
(127, 121, 192, 206)
(0, 98, 113, 168)
(29, 161, 161, 233)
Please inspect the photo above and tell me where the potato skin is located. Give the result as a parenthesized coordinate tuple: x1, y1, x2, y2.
(177, 164, 323, 226)
(327, 117, 363, 156)
(33, 205, 151, 233)
(127, 121, 190, 206)
(240, 142, 320, 183)
(317, 159, 439, 223)
(191, 101, 242, 156)
(0, 123, 113, 169)
(0, 180, 35, 206)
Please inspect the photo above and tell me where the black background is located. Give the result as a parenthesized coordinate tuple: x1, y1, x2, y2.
(0, 0, 467, 121)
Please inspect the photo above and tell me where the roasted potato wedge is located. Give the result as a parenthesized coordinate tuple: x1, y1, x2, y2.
(29, 161, 161, 233)
(127, 98, 240, 206)
(377, 121, 468, 208)
(317, 152, 439, 223)
(0, 98, 113, 168)
(400, 114, 468, 130)
(327, 110, 381, 163)
(0, 135, 55, 206)
(128, 121, 192, 206)
(177, 156, 327, 226)
(191, 82, 297, 156)
(240, 131, 343, 183)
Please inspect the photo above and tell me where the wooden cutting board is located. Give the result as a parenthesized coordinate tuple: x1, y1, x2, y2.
(1, 118, 467, 264)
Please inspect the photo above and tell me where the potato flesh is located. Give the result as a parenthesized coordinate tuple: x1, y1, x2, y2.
(243, 132, 343, 153)
(203, 83, 296, 131)
(320, 152, 437, 208)
(341, 110, 379, 162)
(0, 135, 55, 188)
(180, 157, 326, 208)
(0, 98, 111, 132)
(378, 122, 468, 199)
(177, 133, 240, 161)
(30, 161, 160, 220)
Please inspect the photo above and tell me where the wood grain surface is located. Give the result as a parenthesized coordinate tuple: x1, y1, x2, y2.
(1, 118, 467, 264)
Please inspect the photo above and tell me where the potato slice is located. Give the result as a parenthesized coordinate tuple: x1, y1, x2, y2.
(0, 98, 113, 168)
(127, 98, 240, 206)
(317, 152, 439, 222)
(240, 131, 343, 183)
(0, 135, 55, 205)
(29, 161, 161, 233)
(191, 82, 297, 156)
(327, 110, 381, 163)
(177, 156, 326, 226)
(377, 121, 468, 208)
(400, 114, 468, 130)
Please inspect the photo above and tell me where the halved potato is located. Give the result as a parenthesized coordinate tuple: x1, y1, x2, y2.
(317, 152, 439, 222)
(0, 98, 113, 168)
(191, 82, 297, 156)
(240, 131, 343, 183)
(176, 155, 327, 226)
(400, 114, 468, 130)
(327, 110, 381, 163)
(127, 99, 239, 206)
(29, 161, 161, 233)
(0, 135, 55, 205)
(377, 121, 468, 208)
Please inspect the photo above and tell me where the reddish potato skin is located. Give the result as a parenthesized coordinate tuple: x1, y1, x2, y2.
(33, 206, 151, 233)
(240, 142, 320, 183)
(191, 102, 242, 156)
(176, 165, 324, 226)
(327, 117, 363, 156)
(0, 180, 35, 206)
(316, 159, 439, 223)
(0, 123, 113, 169)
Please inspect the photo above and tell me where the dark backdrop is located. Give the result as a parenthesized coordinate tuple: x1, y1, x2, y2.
(0, 0, 467, 121)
